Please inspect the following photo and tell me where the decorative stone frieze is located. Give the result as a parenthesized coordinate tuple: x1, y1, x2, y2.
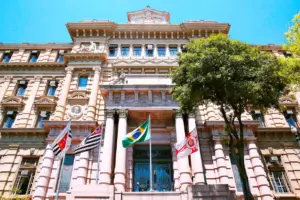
(117, 109, 128, 118)
(34, 96, 57, 110)
(66, 104, 88, 120)
(0, 96, 25, 109)
(67, 91, 90, 104)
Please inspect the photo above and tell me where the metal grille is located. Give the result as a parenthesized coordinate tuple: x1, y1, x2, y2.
(269, 171, 292, 193)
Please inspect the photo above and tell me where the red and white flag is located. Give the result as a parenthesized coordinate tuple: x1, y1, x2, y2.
(51, 121, 72, 159)
(174, 128, 198, 158)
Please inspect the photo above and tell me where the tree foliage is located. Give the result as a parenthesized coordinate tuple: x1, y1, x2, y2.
(279, 58, 300, 85)
(284, 12, 300, 56)
(171, 34, 286, 200)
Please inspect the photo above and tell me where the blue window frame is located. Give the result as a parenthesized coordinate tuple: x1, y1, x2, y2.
(56, 55, 64, 62)
(121, 47, 129, 57)
(36, 111, 50, 128)
(109, 45, 118, 57)
(230, 155, 244, 192)
(29, 52, 39, 62)
(47, 81, 57, 96)
(133, 47, 142, 57)
(169, 47, 177, 56)
(78, 76, 88, 89)
(2, 52, 12, 62)
(157, 47, 166, 57)
(133, 146, 173, 192)
(58, 155, 75, 192)
(16, 81, 27, 96)
(3, 111, 17, 128)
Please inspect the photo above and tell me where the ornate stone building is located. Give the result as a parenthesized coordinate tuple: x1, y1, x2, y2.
(0, 6, 298, 200)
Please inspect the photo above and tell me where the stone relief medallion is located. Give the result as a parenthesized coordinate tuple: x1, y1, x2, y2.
(67, 104, 87, 120)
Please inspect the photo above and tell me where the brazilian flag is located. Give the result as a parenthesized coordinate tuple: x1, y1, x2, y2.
(122, 119, 150, 148)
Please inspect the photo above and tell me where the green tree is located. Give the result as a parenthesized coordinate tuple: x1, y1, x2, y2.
(284, 12, 300, 56)
(171, 34, 286, 200)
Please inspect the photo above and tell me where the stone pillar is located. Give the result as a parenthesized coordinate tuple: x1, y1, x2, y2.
(188, 113, 205, 184)
(154, 44, 158, 58)
(166, 44, 170, 57)
(33, 145, 54, 200)
(177, 44, 182, 53)
(129, 44, 133, 57)
(141, 45, 145, 57)
(117, 45, 121, 57)
(86, 67, 101, 121)
(174, 110, 192, 191)
(0, 76, 12, 102)
(213, 137, 228, 184)
(54, 67, 74, 120)
(248, 139, 273, 200)
(114, 109, 128, 191)
(18, 76, 42, 128)
(99, 109, 115, 184)
(76, 151, 89, 185)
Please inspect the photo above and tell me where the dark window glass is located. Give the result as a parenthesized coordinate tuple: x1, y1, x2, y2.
(36, 111, 50, 128)
(3, 111, 17, 128)
(58, 155, 75, 192)
(269, 171, 291, 193)
(29, 52, 39, 62)
(251, 111, 265, 128)
(169, 47, 178, 56)
(283, 111, 297, 128)
(230, 155, 244, 192)
(78, 76, 88, 89)
(16, 81, 27, 96)
(133, 47, 142, 57)
(109, 45, 118, 57)
(47, 81, 57, 96)
(2, 52, 12, 62)
(56, 55, 64, 62)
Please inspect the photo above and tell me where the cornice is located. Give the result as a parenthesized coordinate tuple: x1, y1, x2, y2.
(256, 127, 296, 133)
(0, 43, 73, 50)
(43, 120, 97, 130)
(0, 62, 66, 70)
(0, 128, 47, 134)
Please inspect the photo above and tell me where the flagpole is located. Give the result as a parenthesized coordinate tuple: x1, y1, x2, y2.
(96, 124, 103, 184)
(55, 119, 71, 200)
(149, 114, 153, 191)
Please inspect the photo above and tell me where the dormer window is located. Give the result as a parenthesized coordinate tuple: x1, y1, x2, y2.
(146, 45, 153, 57)
(2, 51, 13, 62)
(157, 47, 166, 57)
(283, 110, 298, 128)
(109, 44, 118, 57)
(29, 51, 40, 62)
(78, 76, 88, 90)
(16, 80, 27, 96)
(251, 110, 265, 128)
(47, 81, 57, 96)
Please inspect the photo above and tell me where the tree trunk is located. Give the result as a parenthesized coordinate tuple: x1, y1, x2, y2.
(237, 115, 255, 200)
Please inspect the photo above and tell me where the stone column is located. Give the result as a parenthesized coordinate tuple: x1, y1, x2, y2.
(248, 139, 273, 200)
(166, 44, 170, 57)
(154, 44, 158, 58)
(54, 67, 74, 120)
(177, 44, 182, 53)
(86, 67, 101, 121)
(76, 151, 89, 185)
(213, 137, 228, 184)
(141, 45, 145, 57)
(114, 109, 128, 191)
(174, 110, 192, 191)
(18, 76, 42, 128)
(188, 113, 205, 184)
(0, 76, 12, 102)
(129, 44, 133, 57)
(99, 109, 115, 184)
(33, 145, 54, 200)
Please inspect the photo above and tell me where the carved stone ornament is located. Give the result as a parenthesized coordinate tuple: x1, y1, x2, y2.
(67, 104, 87, 120)
(106, 109, 115, 118)
(34, 96, 57, 110)
(127, 6, 170, 24)
(279, 96, 298, 106)
(117, 109, 128, 118)
(71, 41, 107, 54)
(67, 91, 89, 104)
(1, 96, 24, 109)
(174, 109, 182, 118)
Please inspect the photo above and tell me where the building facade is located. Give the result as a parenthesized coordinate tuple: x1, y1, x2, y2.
(0, 6, 299, 200)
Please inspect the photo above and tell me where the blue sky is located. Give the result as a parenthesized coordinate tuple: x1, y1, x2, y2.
(0, 0, 299, 44)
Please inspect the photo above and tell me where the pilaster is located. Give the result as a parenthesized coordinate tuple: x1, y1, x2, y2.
(86, 67, 101, 121)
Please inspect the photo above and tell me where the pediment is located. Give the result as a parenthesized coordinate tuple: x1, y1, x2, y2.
(279, 96, 298, 106)
(67, 91, 89, 104)
(113, 58, 178, 66)
(127, 6, 170, 24)
(1, 96, 24, 108)
(34, 96, 57, 110)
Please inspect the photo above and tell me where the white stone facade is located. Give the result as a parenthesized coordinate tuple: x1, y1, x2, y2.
(0, 6, 298, 200)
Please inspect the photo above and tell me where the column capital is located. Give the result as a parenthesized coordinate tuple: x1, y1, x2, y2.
(117, 109, 128, 118)
(93, 67, 101, 74)
(65, 67, 74, 74)
(188, 113, 196, 118)
(106, 109, 115, 118)
(174, 109, 183, 118)
(34, 76, 42, 82)
(4, 76, 12, 82)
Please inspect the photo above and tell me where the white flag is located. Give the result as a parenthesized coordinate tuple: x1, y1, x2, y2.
(174, 128, 198, 158)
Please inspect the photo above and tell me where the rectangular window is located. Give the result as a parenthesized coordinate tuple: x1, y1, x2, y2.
(13, 157, 39, 195)
(283, 51, 292, 58)
(230, 155, 244, 192)
(29, 51, 40, 63)
(133, 47, 142, 57)
(157, 47, 166, 57)
(36, 111, 50, 128)
(181, 45, 187, 53)
(16, 80, 27, 96)
(58, 155, 75, 193)
(121, 47, 129, 57)
(56, 55, 64, 62)
(109, 44, 118, 57)
(2, 51, 13, 62)
(146, 45, 153, 57)
(47, 81, 57, 96)
(3, 111, 17, 128)
(78, 76, 88, 90)
(251, 110, 265, 128)
(284, 110, 298, 128)
(169, 47, 178, 56)
(133, 146, 173, 192)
